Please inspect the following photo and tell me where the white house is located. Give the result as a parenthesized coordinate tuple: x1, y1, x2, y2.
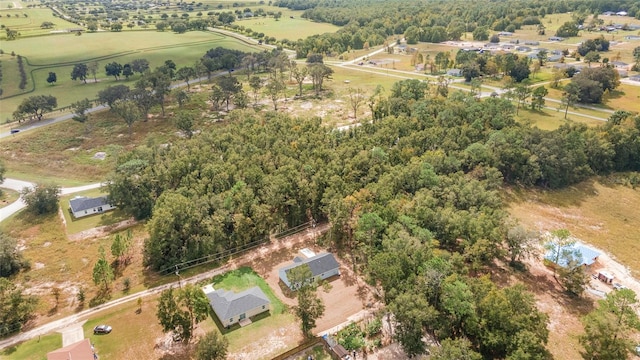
(69, 196, 116, 218)
(203, 285, 270, 327)
(279, 252, 340, 290)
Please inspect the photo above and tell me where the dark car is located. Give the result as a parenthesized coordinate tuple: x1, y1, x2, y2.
(93, 325, 112, 334)
(10, 129, 20, 134)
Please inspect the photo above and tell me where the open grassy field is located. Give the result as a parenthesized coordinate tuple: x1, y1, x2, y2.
(0, 30, 262, 120)
(507, 176, 640, 276)
(0, 7, 79, 37)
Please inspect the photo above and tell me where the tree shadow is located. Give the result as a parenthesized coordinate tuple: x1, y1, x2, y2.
(89, 289, 112, 308)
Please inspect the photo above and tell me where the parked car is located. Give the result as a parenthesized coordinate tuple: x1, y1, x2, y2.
(93, 325, 112, 334)
(10, 129, 20, 134)
(613, 283, 627, 290)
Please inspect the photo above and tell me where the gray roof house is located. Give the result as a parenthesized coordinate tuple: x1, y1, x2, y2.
(69, 196, 116, 219)
(203, 285, 270, 327)
(279, 252, 340, 290)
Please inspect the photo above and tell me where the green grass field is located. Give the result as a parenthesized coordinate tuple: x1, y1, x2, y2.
(0, 30, 262, 121)
(0, 333, 62, 360)
(0, 7, 79, 37)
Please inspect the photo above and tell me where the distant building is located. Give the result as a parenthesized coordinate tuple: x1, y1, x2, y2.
(69, 196, 116, 219)
(279, 252, 340, 290)
(548, 36, 565, 41)
(498, 31, 513, 36)
(544, 242, 600, 268)
(203, 284, 270, 327)
(446, 68, 463, 77)
(47, 339, 94, 360)
(524, 40, 540, 46)
(611, 61, 631, 70)
(616, 11, 628, 16)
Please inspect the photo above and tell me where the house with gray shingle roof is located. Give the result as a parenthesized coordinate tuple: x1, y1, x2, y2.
(279, 252, 340, 290)
(203, 285, 270, 327)
(69, 196, 115, 218)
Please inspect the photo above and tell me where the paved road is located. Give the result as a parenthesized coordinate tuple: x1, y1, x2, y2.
(0, 179, 102, 222)
(0, 224, 328, 350)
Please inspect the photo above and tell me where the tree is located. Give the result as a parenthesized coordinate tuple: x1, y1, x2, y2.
(531, 86, 548, 111)
(71, 63, 89, 83)
(506, 225, 539, 265)
(46, 72, 57, 85)
(174, 89, 189, 107)
(157, 285, 210, 344)
(130, 59, 150, 74)
(561, 82, 581, 119)
(174, 110, 195, 138)
(97, 85, 130, 108)
(21, 183, 60, 215)
(88, 61, 99, 83)
(0, 232, 28, 277)
(248, 76, 263, 105)
(580, 289, 640, 360)
(196, 331, 229, 360)
(112, 99, 141, 135)
(172, 21, 188, 33)
(291, 64, 307, 97)
(289, 264, 325, 337)
(584, 51, 600, 67)
(543, 229, 577, 280)
(347, 87, 365, 120)
(556, 21, 579, 37)
(175, 66, 196, 90)
(308, 63, 333, 95)
(265, 72, 285, 110)
(5, 28, 19, 40)
(92, 245, 114, 292)
(472, 26, 489, 41)
(40, 21, 55, 29)
(510, 58, 531, 83)
(122, 64, 134, 79)
(105, 62, 123, 81)
(110, 23, 123, 32)
(156, 21, 168, 31)
(431, 338, 482, 360)
(0, 278, 37, 336)
(536, 49, 548, 66)
(633, 46, 640, 69)
(71, 98, 92, 134)
(111, 230, 133, 267)
(514, 84, 531, 115)
(216, 75, 242, 111)
(13, 95, 57, 122)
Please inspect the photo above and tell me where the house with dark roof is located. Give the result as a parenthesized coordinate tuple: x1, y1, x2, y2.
(47, 339, 94, 360)
(69, 196, 116, 218)
(203, 285, 270, 327)
(279, 252, 340, 290)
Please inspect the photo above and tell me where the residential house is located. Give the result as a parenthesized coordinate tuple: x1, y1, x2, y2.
(548, 36, 565, 41)
(279, 252, 340, 290)
(47, 339, 94, 360)
(616, 11, 628, 16)
(611, 61, 631, 71)
(446, 68, 463, 77)
(69, 196, 116, 219)
(203, 284, 270, 327)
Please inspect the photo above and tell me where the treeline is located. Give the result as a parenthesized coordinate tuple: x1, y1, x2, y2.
(287, 0, 640, 58)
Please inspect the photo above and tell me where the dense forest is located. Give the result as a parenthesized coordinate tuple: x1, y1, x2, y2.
(106, 82, 639, 355)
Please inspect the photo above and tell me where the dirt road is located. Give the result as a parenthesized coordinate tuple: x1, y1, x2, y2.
(0, 223, 329, 350)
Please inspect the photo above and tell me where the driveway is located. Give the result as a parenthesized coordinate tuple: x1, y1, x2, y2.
(0, 178, 102, 222)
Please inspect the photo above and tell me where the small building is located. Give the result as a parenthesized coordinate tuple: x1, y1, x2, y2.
(598, 271, 614, 284)
(629, 74, 640, 82)
(544, 242, 601, 268)
(279, 252, 340, 290)
(611, 61, 631, 70)
(616, 11, 628, 16)
(548, 36, 565, 41)
(203, 284, 270, 327)
(323, 334, 350, 359)
(524, 40, 540, 46)
(69, 196, 116, 219)
(446, 68, 463, 77)
(498, 31, 513, 36)
(47, 339, 94, 360)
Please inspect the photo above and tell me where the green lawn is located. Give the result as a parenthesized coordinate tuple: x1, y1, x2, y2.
(207, 267, 300, 357)
(60, 188, 131, 235)
(0, 333, 62, 360)
(234, 14, 340, 42)
(0, 8, 79, 37)
(0, 30, 262, 120)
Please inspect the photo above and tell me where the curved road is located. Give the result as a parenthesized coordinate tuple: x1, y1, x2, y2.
(0, 178, 102, 223)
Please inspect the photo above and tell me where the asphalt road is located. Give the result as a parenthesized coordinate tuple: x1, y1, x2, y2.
(0, 178, 102, 223)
